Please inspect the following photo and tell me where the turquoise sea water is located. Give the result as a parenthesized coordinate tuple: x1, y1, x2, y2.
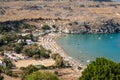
(57, 33, 120, 64)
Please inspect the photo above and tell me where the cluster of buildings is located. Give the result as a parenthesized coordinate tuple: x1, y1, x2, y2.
(3, 51, 26, 60)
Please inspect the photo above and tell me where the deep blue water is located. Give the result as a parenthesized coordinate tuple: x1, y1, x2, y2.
(57, 33, 120, 64)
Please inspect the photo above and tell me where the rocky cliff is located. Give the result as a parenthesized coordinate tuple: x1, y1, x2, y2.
(64, 18, 120, 34)
(0, 7, 5, 15)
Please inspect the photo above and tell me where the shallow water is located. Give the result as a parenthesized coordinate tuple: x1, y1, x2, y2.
(57, 33, 120, 64)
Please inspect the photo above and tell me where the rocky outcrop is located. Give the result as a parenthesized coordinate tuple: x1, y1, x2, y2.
(64, 18, 120, 34)
(0, 7, 5, 15)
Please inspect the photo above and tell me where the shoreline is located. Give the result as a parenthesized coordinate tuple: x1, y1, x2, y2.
(38, 33, 86, 75)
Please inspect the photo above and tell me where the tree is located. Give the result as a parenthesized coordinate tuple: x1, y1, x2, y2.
(0, 75, 3, 80)
(22, 44, 50, 58)
(30, 33, 34, 41)
(42, 25, 51, 30)
(22, 45, 39, 57)
(14, 43, 24, 53)
(5, 69, 12, 76)
(32, 54, 39, 60)
(39, 45, 49, 58)
(0, 39, 4, 47)
(0, 20, 36, 33)
(50, 54, 65, 67)
(23, 71, 59, 80)
(20, 65, 39, 79)
(79, 58, 120, 80)
(2, 58, 13, 69)
(55, 54, 64, 67)
(0, 66, 4, 73)
(23, 65, 38, 75)
(50, 53, 60, 60)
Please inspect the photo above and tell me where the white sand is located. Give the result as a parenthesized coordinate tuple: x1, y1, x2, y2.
(38, 33, 86, 73)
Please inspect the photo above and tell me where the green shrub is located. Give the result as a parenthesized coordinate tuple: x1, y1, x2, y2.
(54, 71, 58, 75)
(55, 55, 64, 67)
(2, 58, 13, 69)
(22, 44, 50, 58)
(5, 69, 12, 76)
(50, 53, 59, 60)
(23, 71, 59, 80)
(0, 75, 3, 80)
(35, 65, 46, 69)
(12, 73, 19, 78)
(42, 25, 51, 30)
(79, 58, 120, 80)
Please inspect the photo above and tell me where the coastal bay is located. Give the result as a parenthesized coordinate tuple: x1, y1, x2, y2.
(57, 33, 120, 64)
(0, 0, 120, 79)
(38, 33, 86, 70)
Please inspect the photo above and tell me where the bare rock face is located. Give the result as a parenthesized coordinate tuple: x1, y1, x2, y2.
(0, 7, 6, 15)
(66, 18, 120, 34)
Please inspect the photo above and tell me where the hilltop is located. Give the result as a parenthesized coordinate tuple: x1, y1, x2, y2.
(0, 0, 120, 33)
(0, 0, 120, 21)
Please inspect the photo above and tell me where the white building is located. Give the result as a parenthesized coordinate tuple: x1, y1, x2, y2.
(0, 60, 6, 68)
(26, 39, 34, 45)
(17, 39, 24, 43)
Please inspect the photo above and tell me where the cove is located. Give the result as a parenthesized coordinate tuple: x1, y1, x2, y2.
(56, 33, 120, 64)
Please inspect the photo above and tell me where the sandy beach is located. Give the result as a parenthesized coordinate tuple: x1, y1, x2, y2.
(38, 33, 86, 75)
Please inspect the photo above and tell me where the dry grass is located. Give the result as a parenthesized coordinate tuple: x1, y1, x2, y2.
(0, 1, 120, 22)
(13, 59, 55, 68)
(2, 74, 21, 80)
(41, 68, 80, 80)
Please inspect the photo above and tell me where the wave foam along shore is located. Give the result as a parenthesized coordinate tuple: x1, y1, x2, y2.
(38, 33, 86, 73)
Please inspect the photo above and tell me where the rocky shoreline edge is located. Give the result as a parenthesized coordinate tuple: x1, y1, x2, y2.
(62, 18, 120, 34)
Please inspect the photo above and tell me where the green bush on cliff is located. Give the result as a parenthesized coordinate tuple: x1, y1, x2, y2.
(23, 71, 59, 80)
(22, 44, 50, 58)
(0, 75, 3, 80)
(51, 54, 65, 68)
(42, 25, 51, 30)
(20, 65, 39, 79)
(55, 54, 64, 68)
(79, 58, 120, 80)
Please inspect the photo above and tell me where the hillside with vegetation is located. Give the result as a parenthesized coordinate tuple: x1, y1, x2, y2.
(80, 58, 120, 80)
